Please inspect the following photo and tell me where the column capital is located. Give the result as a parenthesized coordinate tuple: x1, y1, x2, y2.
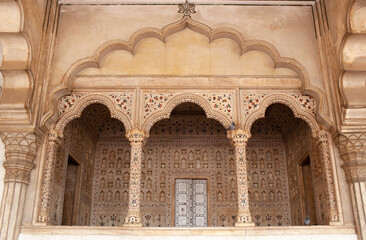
(47, 129, 63, 146)
(317, 129, 330, 144)
(126, 129, 149, 145)
(0, 131, 37, 162)
(337, 132, 366, 183)
(227, 129, 251, 146)
(0, 131, 37, 184)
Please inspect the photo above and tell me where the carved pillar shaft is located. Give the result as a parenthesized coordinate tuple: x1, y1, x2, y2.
(227, 129, 254, 226)
(38, 130, 62, 224)
(0, 132, 36, 240)
(316, 130, 339, 224)
(338, 133, 366, 240)
(124, 129, 147, 227)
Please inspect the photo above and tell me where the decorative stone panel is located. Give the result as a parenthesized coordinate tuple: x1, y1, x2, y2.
(200, 93, 233, 120)
(143, 93, 175, 119)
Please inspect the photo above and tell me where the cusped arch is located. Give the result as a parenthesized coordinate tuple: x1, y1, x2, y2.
(43, 15, 332, 130)
(62, 16, 310, 91)
(243, 94, 320, 137)
(142, 93, 231, 133)
(55, 94, 132, 132)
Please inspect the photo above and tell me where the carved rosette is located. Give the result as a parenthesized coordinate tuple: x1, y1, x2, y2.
(38, 130, 63, 223)
(227, 129, 254, 226)
(316, 130, 339, 223)
(124, 129, 148, 226)
(0, 132, 37, 184)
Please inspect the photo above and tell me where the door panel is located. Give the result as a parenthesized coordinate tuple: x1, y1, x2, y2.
(175, 179, 207, 227)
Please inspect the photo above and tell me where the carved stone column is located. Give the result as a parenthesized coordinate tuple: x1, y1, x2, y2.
(0, 132, 36, 240)
(38, 130, 63, 224)
(227, 129, 254, 227)
(338, 133, 366, 240)
(124, 129, 148, 227)
(316, 130, 339, 224)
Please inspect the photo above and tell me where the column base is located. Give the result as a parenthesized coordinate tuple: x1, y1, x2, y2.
(235, 222, 255, 227)
(123, 222, 143, 227)
(329, 220, 342, 226)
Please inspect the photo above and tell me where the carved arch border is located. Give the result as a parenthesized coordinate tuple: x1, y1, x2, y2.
(55, 94, 133, 132)
(44, 15, 332, 129)
(243, 94, 321, 137)
(142, 93, 232, 133)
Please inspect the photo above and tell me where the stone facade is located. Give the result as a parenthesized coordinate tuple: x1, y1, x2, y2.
(0, 1, 366, 240)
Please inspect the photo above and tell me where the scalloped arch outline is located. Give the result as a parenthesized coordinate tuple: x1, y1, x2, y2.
(55, 94, 132, 132)
(142, 93, 231, 133)
(44, 15, 331, 129)
(243, 94, 321, 138)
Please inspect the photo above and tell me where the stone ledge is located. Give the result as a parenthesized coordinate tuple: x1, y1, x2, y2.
(20, 225, 356, 237)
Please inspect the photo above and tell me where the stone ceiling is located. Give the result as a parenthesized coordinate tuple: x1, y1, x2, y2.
(80, 103, 126, 138)
(251, 104, 304, 137)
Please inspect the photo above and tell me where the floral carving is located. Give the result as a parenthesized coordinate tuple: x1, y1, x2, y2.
(243, 93, 267, 117)
(201, 93, 233, 120)
(59, 93, 85, 115)
(143, 93, 175, 119)
(291, 94, 315, 115)
(109, 93, 133, 118)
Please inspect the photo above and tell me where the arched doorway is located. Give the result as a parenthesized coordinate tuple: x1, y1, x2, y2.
(49, 103, 129, 226)
(248, 103, 323, 226)
(142, 102, 235, 227)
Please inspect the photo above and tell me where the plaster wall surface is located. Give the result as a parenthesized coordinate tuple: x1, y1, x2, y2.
(49, 5, 323, 91)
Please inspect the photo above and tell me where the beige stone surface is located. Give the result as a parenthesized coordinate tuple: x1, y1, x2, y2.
(0, 70, 30, 120)
(0, 2, 21, 33)
(0, 33, 29, 70)
(1, 1, 366, 240)
(342, 34, 366, 71)
(50, 5, 323, 91)
(18, 225, 358, 240)
(341, 71, 366, 107)
(0, 139, 4, 211)
(350, 0, 366, 33)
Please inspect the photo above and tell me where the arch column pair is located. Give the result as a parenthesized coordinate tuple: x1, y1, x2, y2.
(0, 132, 36, 240)
(227, 129, 254, 226)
